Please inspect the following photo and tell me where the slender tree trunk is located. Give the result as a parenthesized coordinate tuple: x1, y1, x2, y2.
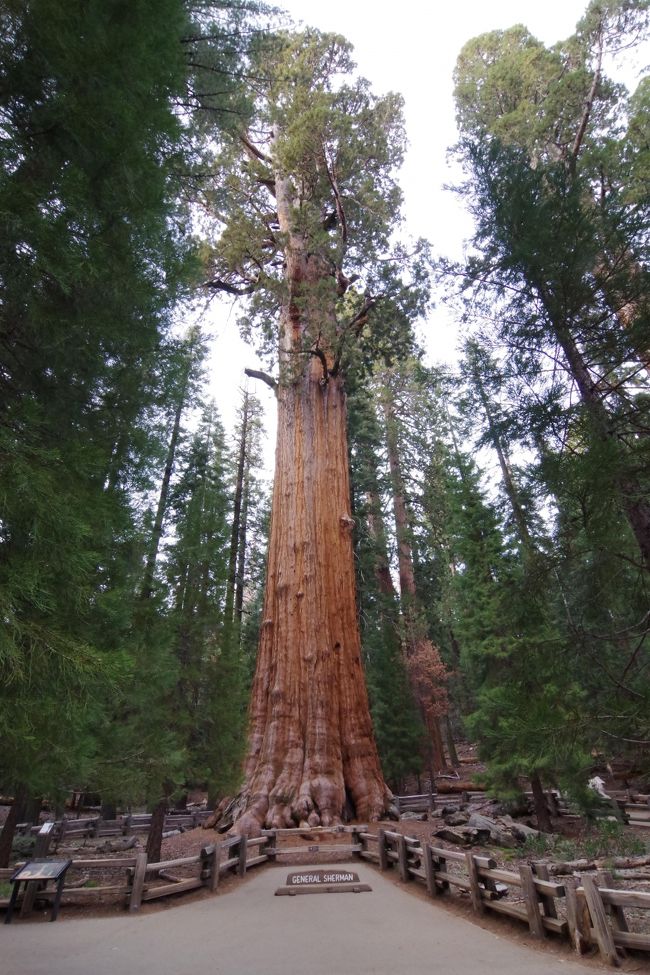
(470, 354, 534, 552)
(146, 799, 168, 863)
(141, 377, 188, 600)
(530, 772, 553, 833)
(366, 493, 398, 600)
(225, 388, 249, 627)
(554, 319, 650, 568)
(444, 716, 460, 767)
(382, 389, 449, 770)
(100, 800, 116, 821)
(232, 162, 391, 836)
(234, 463, 250, 628)
(0, 787, 26, 868)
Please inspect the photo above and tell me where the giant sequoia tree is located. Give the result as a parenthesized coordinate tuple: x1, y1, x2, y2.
(205, 30, 426, 833)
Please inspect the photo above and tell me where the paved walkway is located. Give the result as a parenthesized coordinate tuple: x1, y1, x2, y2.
(3, 861, 596, 975)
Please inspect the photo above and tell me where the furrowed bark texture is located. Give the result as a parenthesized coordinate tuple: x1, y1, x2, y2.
(233, 166, 391, 836)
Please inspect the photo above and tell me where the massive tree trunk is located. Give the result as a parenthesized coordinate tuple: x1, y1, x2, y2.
(232, 167, 391, 836)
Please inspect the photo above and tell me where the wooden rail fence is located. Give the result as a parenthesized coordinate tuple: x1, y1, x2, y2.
(0, 825, 364, 917)
(2, 822, 649, 965)
(13, 809, 213, 841)
(357, 829, 650, 966)
(395, 790, 650, 827)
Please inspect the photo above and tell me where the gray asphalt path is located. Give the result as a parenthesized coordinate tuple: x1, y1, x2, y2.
(2, 861, 595, 975)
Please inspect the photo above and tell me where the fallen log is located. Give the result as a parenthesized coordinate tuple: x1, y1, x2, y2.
(548, 854, 650, 875)
(436, 781, 484, 794)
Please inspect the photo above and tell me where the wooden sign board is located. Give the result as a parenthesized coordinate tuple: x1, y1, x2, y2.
(287, 870, 360, 886)
(275, 870, 371, 896)
(11, 859, 71, 882)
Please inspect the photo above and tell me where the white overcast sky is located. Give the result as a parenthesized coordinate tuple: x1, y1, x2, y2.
(205, 0, 647, 461)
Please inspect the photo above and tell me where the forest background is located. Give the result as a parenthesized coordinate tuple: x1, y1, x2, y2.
(1, 0, 649, 857)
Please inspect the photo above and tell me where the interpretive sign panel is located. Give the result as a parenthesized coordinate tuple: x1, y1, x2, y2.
(11, 860, 71, 883)
(5, 860, 72, 924)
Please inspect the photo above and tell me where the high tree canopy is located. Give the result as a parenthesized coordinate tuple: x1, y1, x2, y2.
(204, 29, 428, 834)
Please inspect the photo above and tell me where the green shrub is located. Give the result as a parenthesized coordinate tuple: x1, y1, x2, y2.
(11, 836, 35, 858)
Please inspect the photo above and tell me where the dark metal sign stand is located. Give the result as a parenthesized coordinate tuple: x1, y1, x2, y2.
(5, 859, 72, 923)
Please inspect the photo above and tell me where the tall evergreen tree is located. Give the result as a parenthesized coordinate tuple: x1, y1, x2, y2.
(204, 29, 429, 833)
(0, 0, 194, 830)
(347, 380, 427, 791)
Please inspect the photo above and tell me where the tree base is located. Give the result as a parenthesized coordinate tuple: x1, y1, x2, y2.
(207, 780, 395, 838)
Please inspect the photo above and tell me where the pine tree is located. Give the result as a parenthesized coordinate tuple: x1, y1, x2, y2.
(0, 0, 193, 834)
(347, 380, 427, 792)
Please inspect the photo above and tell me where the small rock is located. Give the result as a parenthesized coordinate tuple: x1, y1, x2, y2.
(438, 805, 460, 817)
(433, 827, 473, 846)
(467, 813, 497, 831)
(492, 830, 518, 848)
(467, 813, 517, 848)
(97, 836, 138, 852)
(444, 811, 470, 827)
(400, 812, 427, 821)
(510, 823, 540, 842)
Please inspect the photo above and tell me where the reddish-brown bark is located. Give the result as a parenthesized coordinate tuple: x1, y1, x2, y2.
(231, 159, 392, 836)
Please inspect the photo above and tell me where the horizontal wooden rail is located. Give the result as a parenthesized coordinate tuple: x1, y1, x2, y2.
(145, 854, 201, 873)
(264, 844, 361, 856)
(142, 878, 203, 901)
(356, 830, 650, 966)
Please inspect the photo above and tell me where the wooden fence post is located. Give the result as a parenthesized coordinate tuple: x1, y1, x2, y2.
(519, 864, 545, 938)
(533, 862, 558, 919)
(237, 835, 248, 877)
(565, 877, 591, 955)
(423, 843, 438, 897)
(466, 852, 484, 916)
(264, 830, 277, 863)
(597, 870, 629, 937)
(201, 844, 220, 892)
(377, 829, 389, 872)
(582, 875, 620, 968)
(396, 834, 409, 882)
(128, 850, 147, 912)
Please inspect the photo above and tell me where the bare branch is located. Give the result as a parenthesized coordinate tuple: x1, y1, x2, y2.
(570, 30, 603, 164)
(322, 141, 347, 245)
(205, 278, 257, 296)
(244, 368, 277, 392)
(240, 131, 271, 164)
